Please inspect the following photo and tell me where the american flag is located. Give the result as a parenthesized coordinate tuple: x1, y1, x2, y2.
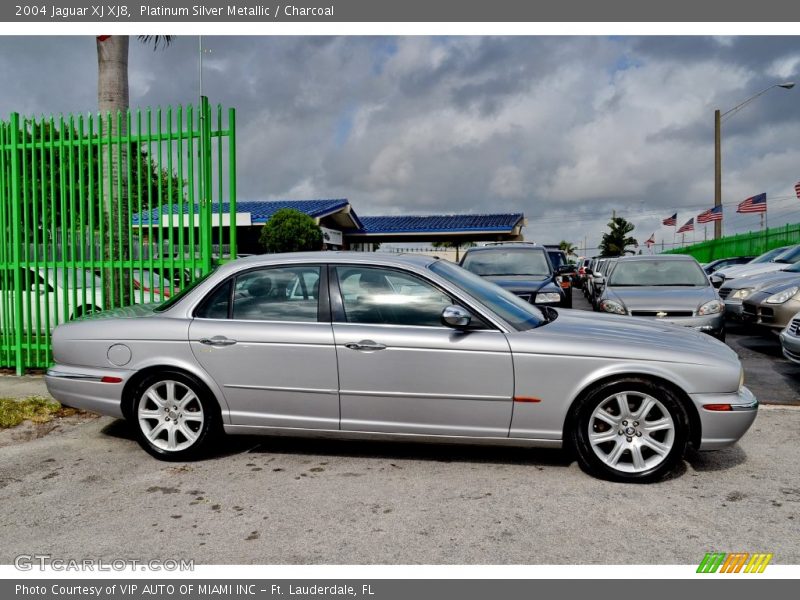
(794, 181, 800, 200)
(697, 205, 723, 223)
(737, 193, 767, 214)
(677, 218, 694, 233)
(662, 213, 677, 226)
(645, 233, 655, 248)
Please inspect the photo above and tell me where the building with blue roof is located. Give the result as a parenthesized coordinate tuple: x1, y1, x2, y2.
(133, 199, 525, 252)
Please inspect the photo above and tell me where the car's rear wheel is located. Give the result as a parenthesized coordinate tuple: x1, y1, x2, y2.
(132, 372, 218, 461)
(570, 379, 689, 482)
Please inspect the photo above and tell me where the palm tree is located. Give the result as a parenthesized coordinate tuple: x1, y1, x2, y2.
(599, 216, 638, 257)
(558, 240, 578, 257)
(96, 35, 171, 307)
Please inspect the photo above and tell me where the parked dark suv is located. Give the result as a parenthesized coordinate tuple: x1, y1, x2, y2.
(459, 243, 570, 307)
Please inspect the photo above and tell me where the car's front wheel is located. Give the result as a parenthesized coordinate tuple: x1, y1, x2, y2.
(570, 379, 689, 482)
(132, 372, 218, 461)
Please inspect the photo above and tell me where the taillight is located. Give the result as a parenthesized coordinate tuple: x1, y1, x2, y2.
(703, 404, 732, 411)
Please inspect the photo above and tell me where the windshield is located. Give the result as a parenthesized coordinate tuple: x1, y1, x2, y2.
(154, 269, 217, 312)
(608, 260, 709, 287)
(429, 260, 545, 331)
(751, 246, 791, 264)
(461, 249, 552, 277)
(547, 251, 566, 269)
(773, 246, 800, 264)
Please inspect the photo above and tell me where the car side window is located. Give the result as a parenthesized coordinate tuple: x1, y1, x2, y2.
(335, 266, 454, 327)
(231, 266, 321, 322)
(195, 280, 232, 319)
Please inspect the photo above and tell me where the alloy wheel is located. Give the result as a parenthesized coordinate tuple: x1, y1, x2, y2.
(587, 391, 675, 474)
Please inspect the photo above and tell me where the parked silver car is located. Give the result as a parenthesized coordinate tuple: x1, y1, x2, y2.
(719, 263, 800, 318)
(741, 277, 800, 332)
(45, 252, 757, 482)
(596, 255, 725, 339)
(779, 312, 800, 364)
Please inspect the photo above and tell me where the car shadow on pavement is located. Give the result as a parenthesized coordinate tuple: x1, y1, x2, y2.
(219, 435, 574, 469)
(101, 418, 136, 440)
(684, 445, 747, 472)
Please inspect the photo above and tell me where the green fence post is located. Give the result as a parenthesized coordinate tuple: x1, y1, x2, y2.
(200, 96, 213, 274)
(9, 114, 24, 374)
(228, 107, 237, 259)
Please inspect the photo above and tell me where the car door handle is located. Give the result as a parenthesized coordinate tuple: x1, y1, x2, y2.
(344, 340, 387, 351)
(200, 336, 237, 347)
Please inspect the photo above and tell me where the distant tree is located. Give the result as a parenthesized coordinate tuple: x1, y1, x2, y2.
(599, 217, 638, 257)
(559, 240, 578, 256)
(431, 240, 476, 261)
(259, 208, 323, 253)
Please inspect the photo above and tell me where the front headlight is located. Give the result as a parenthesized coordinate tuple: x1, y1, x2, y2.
(766, 286, 800, 304)
(730, 288, 753, 300)
(697, 299, 723, 315)
(534, 292, 561, 304)
(599, 299, 626, 315)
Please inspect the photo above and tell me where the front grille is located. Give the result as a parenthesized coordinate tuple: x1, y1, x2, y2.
(760, 306, 775, 323)
(789, 318, 800, 336)
(742, 303, 757, 317)
(630, 310, 693, 318)
(515, 293, 532, 302)
(718, 288, 731, 300)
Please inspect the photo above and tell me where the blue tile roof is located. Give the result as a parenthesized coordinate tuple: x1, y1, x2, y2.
(356, 213, 524, 234)
(133, 199, 358, 227)
(133, 200, 523, 236)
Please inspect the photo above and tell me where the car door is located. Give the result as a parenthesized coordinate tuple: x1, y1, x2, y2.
(189, 264, 340, 430)
(331, 265, 514, 437)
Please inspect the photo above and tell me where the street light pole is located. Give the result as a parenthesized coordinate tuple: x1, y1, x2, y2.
(713, 82, 794, 239)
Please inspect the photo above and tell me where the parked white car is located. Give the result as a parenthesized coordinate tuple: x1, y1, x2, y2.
(712, 245, 797, 286)
(1, 267, 165, 333)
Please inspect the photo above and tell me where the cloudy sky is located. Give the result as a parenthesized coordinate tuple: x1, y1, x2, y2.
(1, 35, 800, 253)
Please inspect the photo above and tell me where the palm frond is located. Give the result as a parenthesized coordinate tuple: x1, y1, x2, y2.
(138, 35, 173, 51)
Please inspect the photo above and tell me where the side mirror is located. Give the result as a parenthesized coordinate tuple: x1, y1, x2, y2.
(594, 275, 606, 287)
(584, 268, 593, 275)
(556, 264, 574, 275)
(441, 305, 472, 329)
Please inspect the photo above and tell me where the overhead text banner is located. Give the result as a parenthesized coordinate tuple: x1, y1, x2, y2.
(3, 0, 800, 22)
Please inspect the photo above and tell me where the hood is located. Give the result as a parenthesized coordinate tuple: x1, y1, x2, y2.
(483, 275, 554, 293)
(606, 285, 717, 311)
(758, 278, 800, 296)
(721, 269, 799, 292)
(717, 262, 786, 280)
(514, 309, 738, 368)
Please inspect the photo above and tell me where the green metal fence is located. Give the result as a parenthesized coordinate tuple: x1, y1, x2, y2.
(664, 223, 800, 263)
(0, 97, 236, 373)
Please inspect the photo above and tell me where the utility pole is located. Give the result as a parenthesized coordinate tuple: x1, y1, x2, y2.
(714, 108, 722, 240)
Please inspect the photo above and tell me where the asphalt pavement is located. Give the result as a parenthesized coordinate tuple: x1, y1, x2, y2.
(0, 289, 798, 564)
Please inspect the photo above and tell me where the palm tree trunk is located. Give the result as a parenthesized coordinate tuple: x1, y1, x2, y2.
(97, 35, 131, 307)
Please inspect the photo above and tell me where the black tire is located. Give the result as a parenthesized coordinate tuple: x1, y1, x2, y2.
(130, 371, 220, 461)
(569, 378, 689, 483)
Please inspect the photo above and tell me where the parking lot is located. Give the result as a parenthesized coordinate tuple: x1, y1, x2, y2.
(1, 288, 799, 565)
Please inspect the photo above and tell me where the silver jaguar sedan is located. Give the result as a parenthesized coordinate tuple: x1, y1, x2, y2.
(45, 252, 757, 483)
